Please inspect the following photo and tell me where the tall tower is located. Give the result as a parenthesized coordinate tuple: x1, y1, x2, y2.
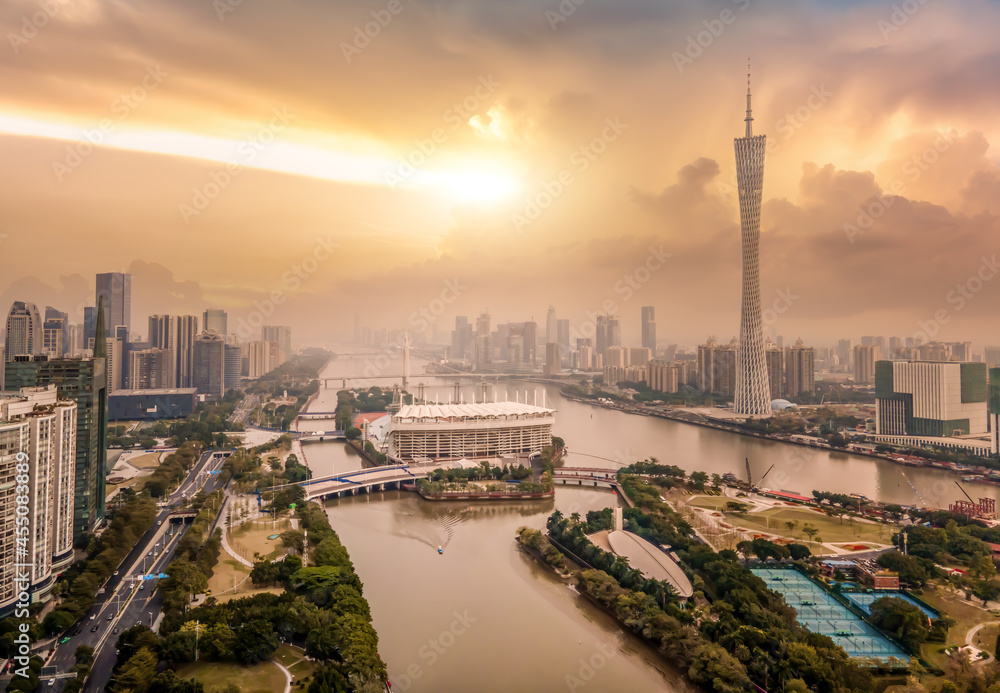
(733, 66, 771, 416)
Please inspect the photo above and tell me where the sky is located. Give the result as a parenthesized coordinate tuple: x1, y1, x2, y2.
(2, 0, 1000, 350)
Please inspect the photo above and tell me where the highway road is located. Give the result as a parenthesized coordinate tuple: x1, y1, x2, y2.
(45, 448, 230, 690)
(231, 393, 260, 427)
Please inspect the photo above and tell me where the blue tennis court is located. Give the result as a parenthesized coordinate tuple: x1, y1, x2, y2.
(841, 591, 939, 619)
(751, 568, 909, 662)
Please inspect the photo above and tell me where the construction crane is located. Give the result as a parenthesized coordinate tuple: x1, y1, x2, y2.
(745, 458, 775, 490)
(757, 464, 775, 488)
(955, 480, 977, 505)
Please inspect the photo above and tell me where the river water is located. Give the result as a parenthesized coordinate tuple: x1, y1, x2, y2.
(302, 348, 996, 692)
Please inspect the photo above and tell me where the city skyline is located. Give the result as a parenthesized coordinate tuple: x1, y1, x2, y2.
(1, 1, 1000, 347)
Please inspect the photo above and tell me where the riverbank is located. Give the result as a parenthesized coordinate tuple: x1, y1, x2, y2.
(564, 393, 995, 495)
(406, 481, 555, 502)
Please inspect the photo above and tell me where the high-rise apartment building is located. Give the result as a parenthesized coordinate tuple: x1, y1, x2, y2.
(784, 339, 815, 398)
(4, 356, 108, 539)
(641, 306, 656, 352)
(95, 272, 131, 338)
(875, 361, 988, 437)
(128, 348, 172, 390)
(203, 308, 228, 336)
(732, 80, 771, 415)
(0, 385, 77, 615)
(698, 336, 738, 396)
(261, 325, 292, 366)
(647, 360, 680, 393)
(765, 343, 784, 399)
(193, 331, 226, 397)
(854, 344, 879, 384)
(224, 344, 242, 392)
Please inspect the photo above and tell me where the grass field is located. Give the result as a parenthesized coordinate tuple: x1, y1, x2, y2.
(207, 555, 250, 594)
(228, 518, 290, 563)
(917, 585, 1000, 684)
(273, 644, 317, 682)
(175, 659, 286, 693)
(973, 623, 999, 652)
(688, 497, 892, 544)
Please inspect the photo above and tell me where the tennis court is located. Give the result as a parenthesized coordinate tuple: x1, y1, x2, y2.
(842, 591, 940, 619)
(751, 568, 909, 661)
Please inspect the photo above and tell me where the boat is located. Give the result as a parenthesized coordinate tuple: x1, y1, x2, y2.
(437, 546, 443, 554)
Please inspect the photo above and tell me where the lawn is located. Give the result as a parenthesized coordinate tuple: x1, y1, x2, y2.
(207, 556, 250, 595)
(227, 518, 290, 563)
(693, 503, 892, 545)
(273, 644, 317, 682)
(918, 584, 999, 674)
(175, 659, 287, 693)
(973, 623, 999, 653)
(127, 452, 163, 469)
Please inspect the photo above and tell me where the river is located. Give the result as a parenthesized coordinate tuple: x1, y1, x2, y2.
(300, 348, 996, 692)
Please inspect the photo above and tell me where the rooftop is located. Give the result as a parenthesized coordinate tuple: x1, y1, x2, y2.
(393, 401, 555, 421)
(110, 388, 198, 396)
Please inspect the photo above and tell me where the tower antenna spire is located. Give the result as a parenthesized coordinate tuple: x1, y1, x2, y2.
(745, 56, 754, 137)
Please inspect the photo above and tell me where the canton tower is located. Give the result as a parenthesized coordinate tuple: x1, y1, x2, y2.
(733, 67, 771, 416)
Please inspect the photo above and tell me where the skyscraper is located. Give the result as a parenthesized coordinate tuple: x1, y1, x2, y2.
(641, 306, 656, 352)
(545, 306, 557, 345)
(261, 325, 292, 365)
(732, 74, 771, 415)
(784, 339, 815, 398)
(95, 272, 131, 338)
(203, 308, 228, 335)
(4, 301, 44, 364)
(175, 315, 199, 387)
(193, 331, 226, 397)
(522, 321, 537, 366)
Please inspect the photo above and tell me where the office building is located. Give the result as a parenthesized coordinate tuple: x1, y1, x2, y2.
(193, 331, 226, 397)
(4, 301, 44, 365)
(224, 344, 242, 392)
(641, 306, 656, 352)
(451, 316, 473, 362)
(875, 361, 988, 437)
(175, 315, 198, 388)
(83, 306, 98, 351)
(557, 319, 570, 364)
(545, 306, 557, 345)
(95, 272, 131, 338)
(607, 315, 622, 351)
(836, 338, 852, 371)
(733, 80, 771, 415)
(261, 325, 291, 366)
(0, 385, 77, 615)
(784, 339, 815, 398)
(987, 346, 1000, 368)
(854, 344, 879, 384)
(203, 308, 228, 336)
(522, 321, 537, 367)
(544, 342, 561, 376)
(595, 315, 608, 357)
(109, 388, 197, 420)
(4, 355, 108, 539)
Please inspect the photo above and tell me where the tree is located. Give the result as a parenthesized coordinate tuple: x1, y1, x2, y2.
(690, 471, 708, 490)
(869, 596, 930, 652)
(345, 427, 362, 441)
(802, 524, 819, 542)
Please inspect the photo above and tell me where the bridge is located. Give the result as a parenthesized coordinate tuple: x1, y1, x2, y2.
(551, 467, 633, 507)
(298, 411, 338, 419)
(298, 431, 346, 443)
(268, 464, 444, 500)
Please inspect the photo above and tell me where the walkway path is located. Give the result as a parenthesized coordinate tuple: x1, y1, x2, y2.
(219, 495, 254, 568)
(966, 621, 998, 664)
(270, 657, 293, 693)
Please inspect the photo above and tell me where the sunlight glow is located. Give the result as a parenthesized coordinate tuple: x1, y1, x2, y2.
(0, 112, 520, 203)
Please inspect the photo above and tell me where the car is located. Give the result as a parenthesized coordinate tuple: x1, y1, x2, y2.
(89, 614, 96, 621)
(113, 570, 119, 576)
(106, 614, 113, 621)
(48, 679, 55, 686)
(58, 636, 71, 644)
(113, 627, 119, 635)
(73, 628, 82, 635)
(90, 625, 99, 633)
(157, 520, 162, 526)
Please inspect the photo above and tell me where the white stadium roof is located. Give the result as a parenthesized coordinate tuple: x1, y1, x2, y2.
(393, 401, 555, 421)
